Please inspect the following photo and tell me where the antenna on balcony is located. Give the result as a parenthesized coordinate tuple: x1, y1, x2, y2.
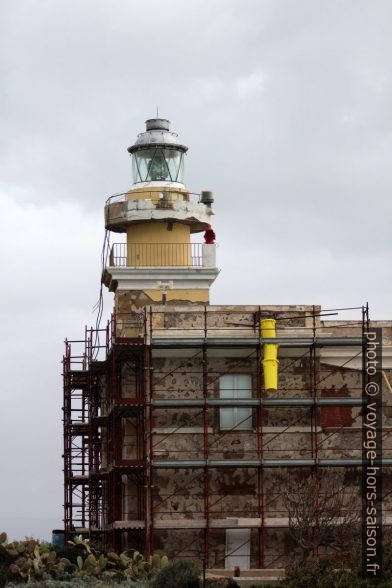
(157, 281, 173, 305)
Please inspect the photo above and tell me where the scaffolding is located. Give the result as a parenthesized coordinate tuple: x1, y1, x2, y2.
(63, 303, 389, 571)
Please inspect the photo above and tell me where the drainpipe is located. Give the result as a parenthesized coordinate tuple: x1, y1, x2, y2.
(261, 318, 279, 393)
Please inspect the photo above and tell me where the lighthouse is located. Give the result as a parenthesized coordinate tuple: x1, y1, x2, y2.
(63, 115, 383, 576)
(103, 117, 219, 305)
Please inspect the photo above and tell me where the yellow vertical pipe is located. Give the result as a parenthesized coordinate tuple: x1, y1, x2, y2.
(261, 318, 279, 392)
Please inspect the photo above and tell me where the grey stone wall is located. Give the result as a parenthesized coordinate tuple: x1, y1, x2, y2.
(100, 306, 392, 567)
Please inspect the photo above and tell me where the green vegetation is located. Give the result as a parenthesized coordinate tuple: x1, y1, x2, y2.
(5, 530, 392, 588)
(0, 532, 237, 587)
(0, 532, 167, 586)
(150, 560, 200, 588)
(6, 580, 151, 587)
(275, 544, 392, 588)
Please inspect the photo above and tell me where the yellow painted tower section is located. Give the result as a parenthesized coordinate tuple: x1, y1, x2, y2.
(126, 222, 191, 265)
(126, 185, 209, 303)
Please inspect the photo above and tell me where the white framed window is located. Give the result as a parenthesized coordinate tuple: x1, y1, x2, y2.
(219, 374, 252, 430)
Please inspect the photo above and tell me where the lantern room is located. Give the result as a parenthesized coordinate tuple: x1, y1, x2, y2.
(128, 118, 188, 186)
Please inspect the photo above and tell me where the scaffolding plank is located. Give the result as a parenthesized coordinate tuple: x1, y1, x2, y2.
(151, 336, 364, 348)
(107, 517, 306, 530)
(152, 458, 392, 468)
(152, 398, 366, 408)
(109, 520, 145, 530)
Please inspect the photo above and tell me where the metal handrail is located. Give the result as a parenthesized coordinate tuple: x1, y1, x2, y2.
(106, 190, 201, 206)
(109, 242, 204, 267)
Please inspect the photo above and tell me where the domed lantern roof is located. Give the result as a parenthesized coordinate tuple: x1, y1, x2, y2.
(128, 118, 188, 185)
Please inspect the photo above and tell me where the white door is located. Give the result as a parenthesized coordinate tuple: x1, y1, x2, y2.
(225, 528, 251, 569)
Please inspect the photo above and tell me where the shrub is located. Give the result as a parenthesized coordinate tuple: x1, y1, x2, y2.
(6, 577, 152, 587)
(0, 531, 168, 585)
(151, 560, 200, 588)
(52, 544, 81, 565)
(0, 540, 12, 588)
(277, 546, 392, 588)
(206, 579, 239, 588)
(277, 556, 363, 588)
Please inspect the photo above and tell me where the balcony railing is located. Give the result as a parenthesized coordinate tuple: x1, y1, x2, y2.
(109, 243, 208, 267)
(106, 190, 201, 208)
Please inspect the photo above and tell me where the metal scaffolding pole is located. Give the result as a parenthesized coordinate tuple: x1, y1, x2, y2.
(256, 312, 265, 568)
(146, 307, 154, 558)
(151, 336, 364, 349)
(151, 398, 366, 407)
(202, 306, 209, 583)
(152, 458, 392, 468)
(311, 306, 320, 557)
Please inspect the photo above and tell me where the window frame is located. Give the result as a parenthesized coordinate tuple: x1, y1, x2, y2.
(219, 373, 253, 431)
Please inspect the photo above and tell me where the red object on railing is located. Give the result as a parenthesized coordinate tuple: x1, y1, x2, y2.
(204, 226, 215, 244)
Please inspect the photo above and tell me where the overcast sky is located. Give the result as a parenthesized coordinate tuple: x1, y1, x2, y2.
(0, 0, 391, 540)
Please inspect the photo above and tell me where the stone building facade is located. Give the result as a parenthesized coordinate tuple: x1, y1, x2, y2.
(64, 303, 392, 570)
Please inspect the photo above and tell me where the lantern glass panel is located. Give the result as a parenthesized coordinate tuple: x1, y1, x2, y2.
(132, 148, 184, 183)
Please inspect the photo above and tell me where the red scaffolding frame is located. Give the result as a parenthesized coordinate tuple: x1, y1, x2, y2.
(63, 304, 380, 571)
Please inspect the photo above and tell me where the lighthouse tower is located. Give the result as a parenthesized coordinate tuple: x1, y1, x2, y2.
(103, 118, 219, 305)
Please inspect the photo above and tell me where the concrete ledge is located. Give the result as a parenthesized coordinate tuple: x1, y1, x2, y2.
(103, 266, 220, 293)
(105, 199, 213, 233)
(205, 569, 285, 587)
(206, 568, 285, 578)
(107, 517, 392, 531)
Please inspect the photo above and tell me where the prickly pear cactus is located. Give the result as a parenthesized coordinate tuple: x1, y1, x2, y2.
(0, 531, 169, 584)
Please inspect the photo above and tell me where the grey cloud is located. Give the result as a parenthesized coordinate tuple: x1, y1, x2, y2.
(0, 0, 391, 539)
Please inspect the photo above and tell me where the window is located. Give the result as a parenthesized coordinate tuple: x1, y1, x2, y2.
(132, 148, 184, 183)
(219, 374, 252, 430)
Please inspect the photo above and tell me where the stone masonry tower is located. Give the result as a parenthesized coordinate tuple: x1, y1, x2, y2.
(103, 117, 219, 305)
